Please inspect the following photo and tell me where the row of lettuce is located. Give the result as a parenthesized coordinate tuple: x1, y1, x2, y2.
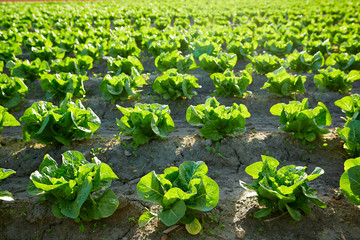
(1, 93, 359, 154)
(0, 0, 359, 62)
(1, 151, 359, 234)
(1, 53, 360, 110)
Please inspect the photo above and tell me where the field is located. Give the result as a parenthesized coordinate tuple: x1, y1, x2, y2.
(0, 0, 360, 239)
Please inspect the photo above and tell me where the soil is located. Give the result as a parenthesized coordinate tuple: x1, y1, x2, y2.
(1, 54, 360, 240)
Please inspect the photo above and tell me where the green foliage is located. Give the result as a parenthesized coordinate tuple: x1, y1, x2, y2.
(6, 58, 50, 82)
(314, 68, 360, 93)
(154, 51, 197, 73)
(305, 39, 330, 55)
(264, 39, 292, 57)
(30, 46, 66, 62)
(262, 67, 306, 97)
(0, 167, 16, 201)
(210, 69, 252, 98)
(137, 161, 219, 234)
(335, 94, 360, 121)
(0, 61, 4, 72)
(51, 56, 93, 76)
(153, 69, 200, 100)
(40, 72, 88, 100)
(148, 39, 180, 57)
(109, 40, 141, 58)
(107, 56, 144, 76)
(20, 94, 101, 145)
(199, 52, 237, 74)
(340, 157, 360, 205)
(227, 40, 258, 59)
(0, 74, 28, 108)
(240, 155, 326, 221)
(337, 120, 360, 157)
(340, 38, 360, 55)
(0, 105, 20, 134)
(270, 98, 332, 142)
(27, 151, 119, 221)
(285, 50, 324, 73)
(186, 97, 250, 141)
(249, 54, 285, 75)
(116, 103, 174, 148)
(325, 53, 360, 72)
(190, 39, 221, 58)
(75, 43, 104, 62)
(0, 41, 22, 62)
(100, 67, 146, 103)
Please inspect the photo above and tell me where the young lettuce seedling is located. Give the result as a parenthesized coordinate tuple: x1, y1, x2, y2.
(20, 94, 101, 145)
(340, 157, 360, 205)
(186, 97, 250, 141)
(27, 151, 119, 221)
(137, 161, 219, 235)
(0, 105, 20, 134)
(116, 103, 174, 149)
(270, 98, 332, 143)
(0, 167, 16, 202)
(240, 155, 326, 221)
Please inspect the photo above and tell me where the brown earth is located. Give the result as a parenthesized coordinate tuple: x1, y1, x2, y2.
(1, 55, 360, 240)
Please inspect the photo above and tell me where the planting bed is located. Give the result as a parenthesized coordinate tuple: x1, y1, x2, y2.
(1, 1, 360, 239)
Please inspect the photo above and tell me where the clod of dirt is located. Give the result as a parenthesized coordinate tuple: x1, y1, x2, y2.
(124, 150, 132, 157)
(235, 227, 246, 239)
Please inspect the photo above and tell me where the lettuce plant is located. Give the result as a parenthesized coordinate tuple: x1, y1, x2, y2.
(210, 69, 252, 98)
(100, 67, 146, 103)
(153, 69, 200, 100)
(0, 167, 16, 201)
(340, 39, 360, 55)
(40, 72, 88, 100)
(0, 41, 22, 62)
(109, 40, 141, 58)
(0, 61, 4, 72)
(27, 151, 119, 221)
(137, 161, 219, 235)
(313, 67, 360, 93)
(6, 58, 50, 82)
(240, 155, 326, 221)
(227, 40, 258, 59)
(199, 52, 237, 74)
(116, 103, 174, 148)
(262, 67, 306, 97)
(154, 17, 171, 30)
(305, 39, 330, 55)
(51, 56, 93, 76)
(107, 56, 144, 76)
(337, 120, 360, 157)
(335, 94, 360, 122)
(190, 39, 221, 58)
(0, 105, 20, 134)
(75, 43, 105, 62)
(186, 97, 250, 141)
(285, 50, 324, 73)
(264, 39, 292, 57)
(0, 74, 28, 108)
(270, 98, 332, 143)
(325, 53, 357, 71)
(340, 157, 360, 205)
(147, 39, 180, 57)
(249, 53, 284, 75)
(30, 46, 66, 62)
(154, 51, 197, 73)
(20, 94, 101, 145)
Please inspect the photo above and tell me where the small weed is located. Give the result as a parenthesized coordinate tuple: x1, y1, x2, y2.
(79, 224, 85, 233)
(128, 217, 135, 222)
(307, 144, 316, 153)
